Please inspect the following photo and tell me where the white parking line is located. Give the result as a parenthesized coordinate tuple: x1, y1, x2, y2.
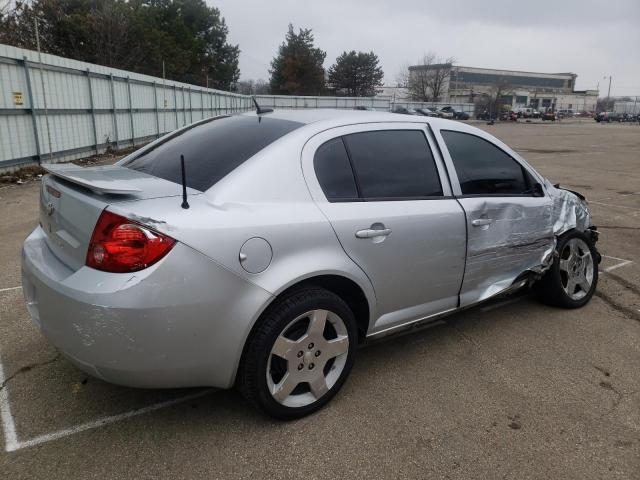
(14, 389, 214, 452)
(601, 255, 634, 273)
(0, 286, 22, 294)
(0, 358, 20, 452)
(0, 351, 215, 452)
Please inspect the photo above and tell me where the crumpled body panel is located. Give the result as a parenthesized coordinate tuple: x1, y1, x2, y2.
(546, 180, 592, 236)
(458, 181, 592, 306)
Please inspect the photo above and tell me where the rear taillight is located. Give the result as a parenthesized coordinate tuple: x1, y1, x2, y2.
(86, 211, 176, 273)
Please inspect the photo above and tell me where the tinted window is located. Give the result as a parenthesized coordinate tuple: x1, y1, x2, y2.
(313, 138, 358, 201)
(441, 130, 529, 195)
(123, 115, 303, 191)
(343, 130, 443, 199)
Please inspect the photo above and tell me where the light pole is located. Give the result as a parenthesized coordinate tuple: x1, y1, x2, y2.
(603, 75, 612, 111)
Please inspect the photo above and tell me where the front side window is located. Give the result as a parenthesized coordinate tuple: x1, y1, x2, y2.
(441, 130, 531, 195)
(343, 130, 443, 200)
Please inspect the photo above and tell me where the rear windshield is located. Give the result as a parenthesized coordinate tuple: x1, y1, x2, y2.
(122, 115, 303, 191)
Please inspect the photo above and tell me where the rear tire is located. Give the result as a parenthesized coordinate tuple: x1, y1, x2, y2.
(238, 287, 357, 420)
(535, 231, 598, 308)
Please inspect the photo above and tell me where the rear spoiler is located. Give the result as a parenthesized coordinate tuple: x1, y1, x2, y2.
(42, 164, 142, 195)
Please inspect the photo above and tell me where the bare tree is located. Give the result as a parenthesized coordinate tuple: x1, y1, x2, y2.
(405, 52, 455, 102)
(235, 78, 270, 95)
(427, 56, 455, 102)
(0, 0, 10, 16)
(254, 79, 270, 94)
(394, 61, 411, 88)
(474, 78, 514, 116)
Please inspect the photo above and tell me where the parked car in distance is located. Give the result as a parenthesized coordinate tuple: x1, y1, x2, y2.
(515, 107, 540, 118)
(391, 106, 418, 115)
(476, 109, 497, 121)
(594, 111, 623, 123)
(557, 109, 575, 118)
(541, 111, 557, 121)
(415, 107, 438, 117)
(437, 106, 455, 118)
(22, 109, 600, 420)
(500, 110, 518, 122)
(438, 106, 470, 120)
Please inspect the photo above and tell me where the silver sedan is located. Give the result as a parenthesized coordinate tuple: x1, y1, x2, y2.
(22, 109, 600, 419)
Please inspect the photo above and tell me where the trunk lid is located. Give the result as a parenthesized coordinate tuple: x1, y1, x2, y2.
(39, 164, 199, 271)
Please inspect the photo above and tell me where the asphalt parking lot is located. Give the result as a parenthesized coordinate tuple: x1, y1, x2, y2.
(1, 119, 639, 479)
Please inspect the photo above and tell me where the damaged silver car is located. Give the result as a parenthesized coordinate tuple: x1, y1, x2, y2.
(21, 109, 600, 419)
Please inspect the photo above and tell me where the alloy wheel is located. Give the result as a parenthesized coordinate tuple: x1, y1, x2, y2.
(266, 309, 349, 408)
(558, 238, 594, 300)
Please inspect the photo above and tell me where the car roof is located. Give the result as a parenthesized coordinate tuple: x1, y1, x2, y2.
(241, 107, 485, 133)
(240, 108, 416, 125)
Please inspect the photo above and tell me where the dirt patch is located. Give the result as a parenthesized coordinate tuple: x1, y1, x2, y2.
(0, 146, 139, 186)
(72, 145, 140, 167)
(0, 165, 46, 184)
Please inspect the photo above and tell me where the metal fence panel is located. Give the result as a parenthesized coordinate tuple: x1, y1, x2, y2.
(254, 95, 474, 114)
(0, 43, 252, 170)
(1, 43, 482, 172)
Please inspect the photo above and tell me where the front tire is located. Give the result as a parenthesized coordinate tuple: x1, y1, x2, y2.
(535, 231, 598, 308)
(238, 287, 357, 419)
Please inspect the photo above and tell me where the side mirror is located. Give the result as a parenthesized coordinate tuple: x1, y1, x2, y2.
(533, 182, 544, 197)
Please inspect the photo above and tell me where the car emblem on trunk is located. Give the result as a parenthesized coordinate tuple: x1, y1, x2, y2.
(46, 202, 55, 216)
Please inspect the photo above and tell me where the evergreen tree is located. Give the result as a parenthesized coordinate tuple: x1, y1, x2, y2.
(328, 50, 384, 96)
(269, 24, 326, 95)
(0, 0, 240, 89)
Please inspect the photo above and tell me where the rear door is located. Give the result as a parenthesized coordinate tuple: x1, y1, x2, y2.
(435, 128, 554, 306)
(302, 123, 466, 334)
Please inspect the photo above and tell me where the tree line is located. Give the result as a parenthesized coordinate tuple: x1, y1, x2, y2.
(0, 0, 241, 89)
(0, 3, 386, 96)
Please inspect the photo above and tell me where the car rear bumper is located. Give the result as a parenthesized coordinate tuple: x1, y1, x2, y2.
(21, 226, 272, 389)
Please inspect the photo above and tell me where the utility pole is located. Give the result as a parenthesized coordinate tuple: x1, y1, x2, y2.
(162, 60, 166, 134)
(606, 75, 612, 110)
(34, 18, 53, 162)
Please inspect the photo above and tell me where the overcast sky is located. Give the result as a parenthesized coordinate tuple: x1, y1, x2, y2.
(211, 0, 640, 97)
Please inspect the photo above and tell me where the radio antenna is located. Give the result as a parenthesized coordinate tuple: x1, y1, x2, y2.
(252, 96, 273, 115)
(180, 154, 189, 209)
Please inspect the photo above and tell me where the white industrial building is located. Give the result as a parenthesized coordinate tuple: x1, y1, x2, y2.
(613, 98, 640, 114)
(388, 64, 599, 112)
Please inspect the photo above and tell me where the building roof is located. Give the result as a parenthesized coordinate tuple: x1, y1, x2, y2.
(409, 63, 576, 79)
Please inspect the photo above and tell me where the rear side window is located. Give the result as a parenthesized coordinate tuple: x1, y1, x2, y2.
(313, 138, 358, 201)
(343, 130, 443, 199)
(123, 115, 303, 191)
(441, 130, 529, 195)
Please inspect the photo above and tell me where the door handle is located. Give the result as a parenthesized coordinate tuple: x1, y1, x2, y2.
(355, 228, 392, 239)
(471, 218, 494, 227)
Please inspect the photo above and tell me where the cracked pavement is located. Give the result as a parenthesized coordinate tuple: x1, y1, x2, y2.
(0, 120, 639, 479)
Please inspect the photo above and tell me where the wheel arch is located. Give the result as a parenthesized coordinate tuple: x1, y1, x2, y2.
(233, 273, 374, 387)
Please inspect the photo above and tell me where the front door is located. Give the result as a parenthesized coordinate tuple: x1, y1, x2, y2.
(436, 128, 554, 306)
(302, 124, 466, 334)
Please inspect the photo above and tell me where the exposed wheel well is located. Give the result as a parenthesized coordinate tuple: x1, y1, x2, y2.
(267, 275, 371, 343)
